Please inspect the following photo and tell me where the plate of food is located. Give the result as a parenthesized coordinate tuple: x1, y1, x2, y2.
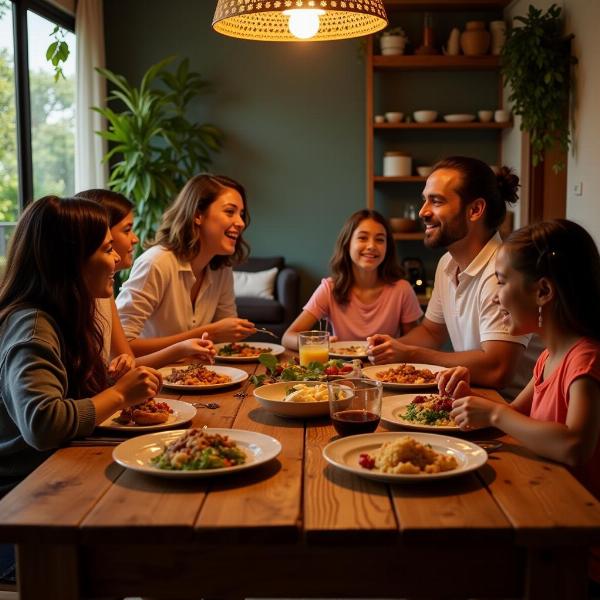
(329, 341, 369, 359)
(361, 363, 443, 389)
(381, 394, 459, 431)
(158, 364, 248, 391)
(98, 398, 197, 432)
(253, 381, 353, 418)
(113, 428, 282, 478)
(322, 432, 486, 483)
(214, 342, 285, 362)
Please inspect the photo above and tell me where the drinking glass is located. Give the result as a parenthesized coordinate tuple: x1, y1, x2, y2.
(328, 378, 383, 436)
(298, 330, 329, 367)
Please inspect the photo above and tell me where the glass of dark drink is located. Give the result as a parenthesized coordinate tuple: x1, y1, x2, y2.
(328, 378, 383, 437)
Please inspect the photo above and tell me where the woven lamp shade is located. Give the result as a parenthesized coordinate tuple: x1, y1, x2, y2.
(213, 0, 388, 42)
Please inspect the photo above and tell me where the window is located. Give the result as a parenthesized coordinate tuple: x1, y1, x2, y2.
(0, 0, 75, 257)
(0, 0, 18, 255)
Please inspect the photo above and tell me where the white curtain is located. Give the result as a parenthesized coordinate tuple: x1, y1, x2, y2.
(75, 0, 108, 191)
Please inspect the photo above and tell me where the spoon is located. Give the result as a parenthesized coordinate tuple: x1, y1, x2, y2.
(255, 327, 279, 340)
(192, 402, 220, 409)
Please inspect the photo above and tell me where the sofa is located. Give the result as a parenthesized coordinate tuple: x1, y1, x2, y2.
(233, 256, 299, 342)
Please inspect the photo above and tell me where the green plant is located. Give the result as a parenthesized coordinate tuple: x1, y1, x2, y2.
(46, 25, 70, 82)
(93, 56, 223, 251)
(501, 4, 577, 170)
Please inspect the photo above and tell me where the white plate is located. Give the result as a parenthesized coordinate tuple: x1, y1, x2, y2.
(214, 342, 285, 363)
(113, 428, 282, 478)
(98, 399, 197, 432)
(323, 432, 487, 483)
(253, 381, 353, 419)
(381, 394, 459, 432)
(361, 363, 444, 389)
(158, 365, 248, 391)
(329, 341, 369, 360)
(443, 113, 476, 123)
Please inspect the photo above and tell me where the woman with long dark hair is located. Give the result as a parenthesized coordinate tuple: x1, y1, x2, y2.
(116, 174, 256, 355)
(0, 196, 161, 581)
(282, 209, 422, 349)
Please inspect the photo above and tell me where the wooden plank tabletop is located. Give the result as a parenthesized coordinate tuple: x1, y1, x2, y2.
(1, 353, 600, 554)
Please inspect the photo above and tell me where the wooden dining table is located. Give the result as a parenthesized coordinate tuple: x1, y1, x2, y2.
(1, 353, 599, 600)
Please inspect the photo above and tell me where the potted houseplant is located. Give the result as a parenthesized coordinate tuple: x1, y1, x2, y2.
(93, 56, 223, 254)
(379, 26, 409, 56)
(501, 4, 577, 168)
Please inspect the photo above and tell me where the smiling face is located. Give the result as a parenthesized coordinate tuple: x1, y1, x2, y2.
(419, 168, 470, 249)
(196, 187, 246, 257)
(348, 218, 387, 273)
(494, 246, 539, 335)
(110, 210, 139, 271)
(84, 228, 121, 298)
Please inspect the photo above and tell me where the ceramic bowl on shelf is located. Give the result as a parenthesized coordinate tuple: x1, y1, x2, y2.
(413, 110, 438, 123)
(390, 218, 419, 233)
(443, 114, 476, 123)
(478, 110, 494, 122)
(416, 166, 433, 177)
(384, 112, 404, 123)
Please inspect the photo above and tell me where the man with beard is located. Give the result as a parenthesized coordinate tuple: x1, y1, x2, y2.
(367, 156, 538, 399)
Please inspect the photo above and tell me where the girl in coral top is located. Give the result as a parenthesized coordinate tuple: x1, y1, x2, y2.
(439, 219, 600, 585)
(282, 209, 422, 349)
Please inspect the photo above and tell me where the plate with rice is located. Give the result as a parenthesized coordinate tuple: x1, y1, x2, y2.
(381, 394, 460, 432)
(322, 432, 487, 482)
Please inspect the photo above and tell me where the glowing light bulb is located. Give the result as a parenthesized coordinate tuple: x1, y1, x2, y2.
(283, 9, 325, 40)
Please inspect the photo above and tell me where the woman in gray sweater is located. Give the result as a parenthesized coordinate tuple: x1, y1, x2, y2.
(0, 196, 162, 581)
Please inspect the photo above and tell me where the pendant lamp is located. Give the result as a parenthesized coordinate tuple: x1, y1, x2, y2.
(212, 0, 388, 42)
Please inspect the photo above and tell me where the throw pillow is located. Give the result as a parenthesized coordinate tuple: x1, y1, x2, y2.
(233, 267, 278, 300)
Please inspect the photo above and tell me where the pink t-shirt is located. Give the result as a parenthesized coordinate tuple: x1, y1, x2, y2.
(303, 277, 423, 341)
(531, 337, 600, 580)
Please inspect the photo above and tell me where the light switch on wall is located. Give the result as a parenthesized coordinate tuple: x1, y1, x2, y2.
(574, 182, 583, 196)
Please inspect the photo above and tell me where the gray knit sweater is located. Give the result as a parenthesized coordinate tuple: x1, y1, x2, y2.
(0, 308, 96, 494)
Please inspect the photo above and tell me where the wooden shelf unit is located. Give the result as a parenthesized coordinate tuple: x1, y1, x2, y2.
(366, 1, 509, 211)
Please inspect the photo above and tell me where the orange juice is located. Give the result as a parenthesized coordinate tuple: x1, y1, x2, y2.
(299, 345, 329, 366)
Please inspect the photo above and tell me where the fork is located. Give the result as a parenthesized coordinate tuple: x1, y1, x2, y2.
(254, 327, 279, 340)
(235, 364, 259, 398)
(192, 401, 220, 409)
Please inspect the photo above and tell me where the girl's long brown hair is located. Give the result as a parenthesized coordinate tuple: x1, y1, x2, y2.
(154, 174, 250, 268)
(330, 210, 404, 305)
(504, 219, 600, 340)
(0, 196, 109, 397)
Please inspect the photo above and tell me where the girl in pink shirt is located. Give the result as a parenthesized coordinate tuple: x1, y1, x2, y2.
(439, 219, 600, 583)
(282, 210, 422, 349)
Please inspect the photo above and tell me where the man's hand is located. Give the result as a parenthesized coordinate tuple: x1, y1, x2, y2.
(366, 334, 412, 365)
(108, 353, 135, 381)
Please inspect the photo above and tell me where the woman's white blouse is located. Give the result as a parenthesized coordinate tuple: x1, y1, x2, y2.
(116, 245, 237, 340)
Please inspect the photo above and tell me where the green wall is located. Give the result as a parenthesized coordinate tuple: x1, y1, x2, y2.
(104, 0, 366, 302)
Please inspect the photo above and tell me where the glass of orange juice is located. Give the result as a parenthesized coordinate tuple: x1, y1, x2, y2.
(298, 330, 329, 367)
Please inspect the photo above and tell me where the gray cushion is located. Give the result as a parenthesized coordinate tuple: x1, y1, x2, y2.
(236, 297, 284, 323)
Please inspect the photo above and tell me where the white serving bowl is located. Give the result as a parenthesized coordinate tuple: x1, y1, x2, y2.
(253, 381, 352, 419)
(384, 111, 404, 123)
(443, 114, 476, 123)
(416, 166, 433, 177)
(413, 110, 438, 123)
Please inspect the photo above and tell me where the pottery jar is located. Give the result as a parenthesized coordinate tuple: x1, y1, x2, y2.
(383, 151, 412, 177)
(445, 27, 460, 56)
(460, 21, 490, 56)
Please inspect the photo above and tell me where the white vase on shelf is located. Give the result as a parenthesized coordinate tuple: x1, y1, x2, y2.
(490, 20, 507, 55)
